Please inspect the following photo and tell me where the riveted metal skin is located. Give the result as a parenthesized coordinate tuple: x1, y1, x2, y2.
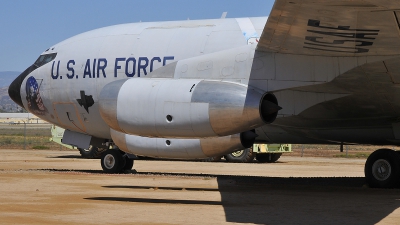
(200, 134, 244, 157)
(110, 129, 245, 159)
(109, 128, 128, 152)
(100, 79, 271, 139)
(191, 81, 266, 136)
(98, 79, 128, 132)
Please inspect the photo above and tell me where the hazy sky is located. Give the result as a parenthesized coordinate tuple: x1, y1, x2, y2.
(0, 0, 274, 72)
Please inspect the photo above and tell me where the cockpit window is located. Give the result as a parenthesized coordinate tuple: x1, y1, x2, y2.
(34, 53, 57, 68)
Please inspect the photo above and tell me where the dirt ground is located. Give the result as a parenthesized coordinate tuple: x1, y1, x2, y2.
(1, 149, 400, 225)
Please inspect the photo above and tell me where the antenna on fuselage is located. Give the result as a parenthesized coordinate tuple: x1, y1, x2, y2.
(221, 12, 227, 19)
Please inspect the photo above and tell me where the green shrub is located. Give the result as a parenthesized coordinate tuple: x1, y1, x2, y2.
(32, 145, 50, 150)
(2, 138, 12, 145)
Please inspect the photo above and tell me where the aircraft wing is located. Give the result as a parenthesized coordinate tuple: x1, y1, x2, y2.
(258, 0, 400, 56)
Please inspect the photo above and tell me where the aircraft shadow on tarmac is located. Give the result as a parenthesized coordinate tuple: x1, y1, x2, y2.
(85, 197, 222, 205)
(47, 155, 84, 159)
(48, 155, 290, 164)
(215, 177, 400, 225)
(65, 169, 400, 225)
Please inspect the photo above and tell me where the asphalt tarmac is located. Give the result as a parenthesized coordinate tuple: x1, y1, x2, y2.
(0, 149, 399, 225)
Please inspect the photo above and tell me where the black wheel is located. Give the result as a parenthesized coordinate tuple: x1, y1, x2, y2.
(78, 146, 105, 159)
(225, 148, 255, 163)
(365, 149, 400, 188)
(201, 156, 222, 162)
(256, 153, 282, 163)
(123, 157, 134, 171)
(101, 149, 125, 173)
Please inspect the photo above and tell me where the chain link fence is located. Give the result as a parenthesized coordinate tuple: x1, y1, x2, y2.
(0, 122, 393, 159)
(0, 123, 62, 150)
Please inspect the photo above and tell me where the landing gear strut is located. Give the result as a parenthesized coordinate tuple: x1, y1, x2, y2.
(100, 149, 134, 173)
(365, 149, 400, 188)
(78, 145, 105, 159)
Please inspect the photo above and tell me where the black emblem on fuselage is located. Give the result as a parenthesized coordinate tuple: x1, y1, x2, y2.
(304, 19, 380, 53)
(77, 90, 94, 113)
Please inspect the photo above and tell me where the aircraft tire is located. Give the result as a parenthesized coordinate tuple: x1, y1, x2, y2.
(78, 146, 105, 159)
(365, 149, 400, 188)
(256, 153, 282, 163)
(225, 148, 254, 163)
(101, 149, 125, 173)
(123, 157, 134, 171)
(201, 156, 222, 162)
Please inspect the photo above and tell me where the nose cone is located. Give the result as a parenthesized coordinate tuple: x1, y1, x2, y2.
(8, 65, 36, 109)
(8, 76, 24, 109)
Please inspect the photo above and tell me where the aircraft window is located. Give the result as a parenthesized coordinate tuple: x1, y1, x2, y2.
(34, 53, 57, 68)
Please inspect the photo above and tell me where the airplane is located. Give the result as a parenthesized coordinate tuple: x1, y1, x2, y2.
(8, 0, 400, 188)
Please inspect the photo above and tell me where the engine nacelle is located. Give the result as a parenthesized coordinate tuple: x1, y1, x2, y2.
(99, 79, 280, 138)
(111, 129, 257, 159)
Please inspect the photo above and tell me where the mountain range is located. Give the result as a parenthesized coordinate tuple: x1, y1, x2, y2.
(0, 71, 23, 112)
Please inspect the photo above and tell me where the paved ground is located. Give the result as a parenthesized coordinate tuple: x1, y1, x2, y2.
(1, 149, 400, 225)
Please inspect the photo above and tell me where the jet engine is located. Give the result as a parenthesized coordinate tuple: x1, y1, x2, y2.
(111, 129, 258, 159)
(99, 79, 280, 138)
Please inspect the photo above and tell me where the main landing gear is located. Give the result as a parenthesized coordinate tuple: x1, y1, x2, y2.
(365, 149, 400, 188)
(100, 149, 134, 173)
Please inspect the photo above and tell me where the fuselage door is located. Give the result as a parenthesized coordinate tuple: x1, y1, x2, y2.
(53, 103, 86, 132)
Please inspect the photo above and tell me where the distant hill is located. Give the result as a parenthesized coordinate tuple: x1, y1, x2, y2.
(0, 71, 29, 112)
(0, 86, 24, 112)
(0, 71, 20, 88)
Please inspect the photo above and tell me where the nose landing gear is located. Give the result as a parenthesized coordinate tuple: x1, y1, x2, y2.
(365, 149, 400, 188)
(101, 149, 134, 173)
